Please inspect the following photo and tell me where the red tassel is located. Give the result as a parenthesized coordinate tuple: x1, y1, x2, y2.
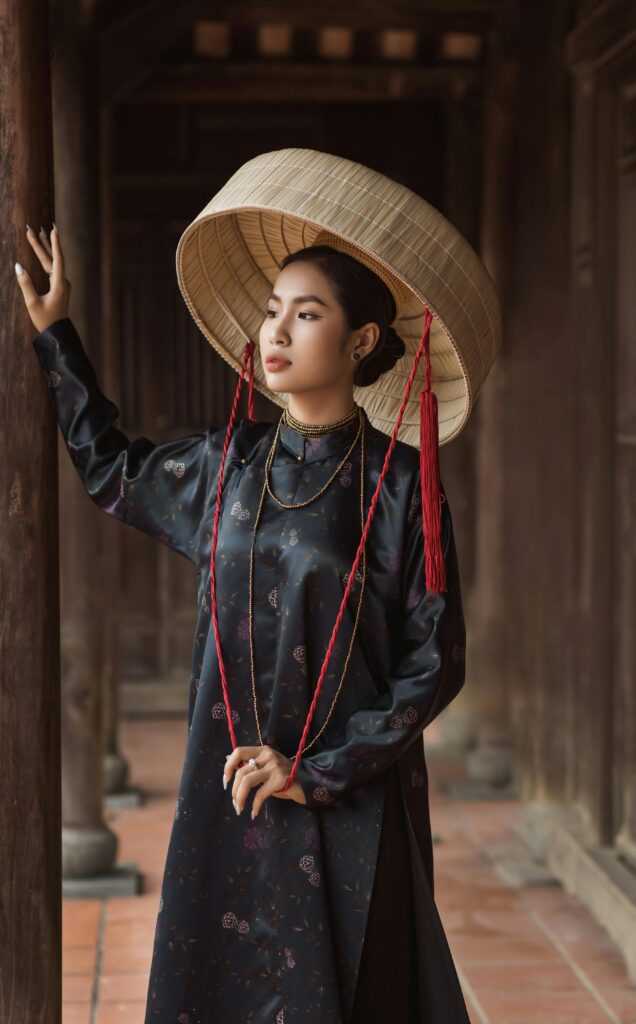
(245, 341, 255, 421)
(419, 320, 446, 594)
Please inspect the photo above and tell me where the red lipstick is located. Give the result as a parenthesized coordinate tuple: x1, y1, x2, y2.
(265, 356, 291, 371)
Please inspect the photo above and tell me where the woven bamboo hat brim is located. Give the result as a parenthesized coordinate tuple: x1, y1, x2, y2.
(175, 147, 501, 447)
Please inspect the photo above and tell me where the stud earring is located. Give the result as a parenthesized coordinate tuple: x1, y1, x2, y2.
(352, 352, 360, 360)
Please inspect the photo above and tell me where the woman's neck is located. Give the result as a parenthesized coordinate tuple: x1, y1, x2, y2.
(286, 392, 357, 427)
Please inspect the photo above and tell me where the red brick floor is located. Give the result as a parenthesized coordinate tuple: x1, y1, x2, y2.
(62, 719, 636, 1024)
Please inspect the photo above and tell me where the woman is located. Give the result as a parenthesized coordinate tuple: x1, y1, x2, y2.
(16, 149, 500, 1023)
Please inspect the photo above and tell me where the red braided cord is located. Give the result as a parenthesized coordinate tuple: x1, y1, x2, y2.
(210, 308, 441, 797)
(208, 339, 256, 750)
(245, 343, 255, 421)
(281, 306, 435, 792)
(420, 311, 446, 593)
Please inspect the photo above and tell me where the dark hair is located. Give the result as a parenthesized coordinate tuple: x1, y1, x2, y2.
(279, 244, 405, 387)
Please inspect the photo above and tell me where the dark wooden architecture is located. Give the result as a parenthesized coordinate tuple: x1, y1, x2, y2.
(0, 3, 61, 1021)
(2, 0, 636, 1019)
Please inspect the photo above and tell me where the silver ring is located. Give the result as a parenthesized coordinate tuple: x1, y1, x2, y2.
(247, 757, 258, 769)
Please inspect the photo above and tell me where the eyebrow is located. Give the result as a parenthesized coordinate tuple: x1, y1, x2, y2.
(268, 292, 330, 308)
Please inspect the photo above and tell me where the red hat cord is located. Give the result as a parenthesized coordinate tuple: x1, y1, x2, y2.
(208, 305, 446, 792)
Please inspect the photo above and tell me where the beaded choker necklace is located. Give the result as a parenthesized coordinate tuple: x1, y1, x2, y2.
(283, 404, 359, 436)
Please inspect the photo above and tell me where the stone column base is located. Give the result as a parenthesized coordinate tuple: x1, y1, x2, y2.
(62, 824, 118, 880)
(102, 751, 129, 795)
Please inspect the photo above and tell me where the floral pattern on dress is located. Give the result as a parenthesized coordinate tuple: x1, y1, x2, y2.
(230, 499, 250, 521)
(311, 786, 335, 805)
(211, 702, 240, 724)
(163, 459, 186, 478)
(389, 706, 419, 730)
(31, 317, 470, 1024)
(243, 823, 274, 851)
(222, 912, 250, 934)
(342, 567, 364, 587)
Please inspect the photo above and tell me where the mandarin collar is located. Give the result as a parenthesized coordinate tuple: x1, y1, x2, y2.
(276, 406, 366, 464)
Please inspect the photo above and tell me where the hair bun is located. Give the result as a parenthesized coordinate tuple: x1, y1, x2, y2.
(384, 325, 405, 360)
(354, 324, 406, 387)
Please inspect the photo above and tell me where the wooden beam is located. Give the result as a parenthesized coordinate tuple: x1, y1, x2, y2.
(98, 0, 493, 104)
(121, 60, 481, 105)
(99, 0, 503, 34)
(227, 1, 496, 30)
(0, 0, 61, 1021)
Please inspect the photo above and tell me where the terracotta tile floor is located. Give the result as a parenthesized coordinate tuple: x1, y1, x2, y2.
(62, 718, 636, 1024)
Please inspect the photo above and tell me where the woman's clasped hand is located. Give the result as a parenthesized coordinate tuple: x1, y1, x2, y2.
(223, 745, 307, 819)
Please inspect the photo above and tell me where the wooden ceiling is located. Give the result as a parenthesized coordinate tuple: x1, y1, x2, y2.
(95, 0, 508, 36)
(93, 0, 511, 106)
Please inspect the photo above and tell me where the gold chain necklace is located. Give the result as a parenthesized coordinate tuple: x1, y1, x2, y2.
(248, 409, 367, 753)
(265, 406, 363, 510)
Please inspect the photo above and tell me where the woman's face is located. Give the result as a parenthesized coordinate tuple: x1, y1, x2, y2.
(258, 261, 375, 396)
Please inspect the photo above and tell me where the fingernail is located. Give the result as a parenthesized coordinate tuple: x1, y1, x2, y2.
(14, 262, 23, 276)
(234, 801, 240, 815)
(251, 808, 256, 820)
(25, 224, 32, 234)
(222, 773, 227, 790)
(52, 222, 57, 232)
(39, 225, 45, 235)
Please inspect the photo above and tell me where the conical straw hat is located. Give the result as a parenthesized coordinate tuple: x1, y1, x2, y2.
(176, 147, 501, 447)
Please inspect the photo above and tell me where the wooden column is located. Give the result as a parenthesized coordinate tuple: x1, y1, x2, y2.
(98, 103, 133, 790)
(462, 22, 519, 787)
(437, 81, 483, 751)
(613, 65, 636, 869)
(49, 0, 118, 876)
(503, 0, 579, 845)
(0, 1, 61, 1020)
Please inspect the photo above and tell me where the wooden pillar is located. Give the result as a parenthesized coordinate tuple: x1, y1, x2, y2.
(463, 20, 519, 786)
(0, 1, 61, 1019)
(98, 102, 133, 794)
(437, 80, 483, 750)
(502, 0, 578, 843)
(49, 0, 118, 875)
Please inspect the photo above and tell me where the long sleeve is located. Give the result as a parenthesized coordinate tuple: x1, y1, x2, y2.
(32, 316, 218, 564)
(294, 476, 467, 809)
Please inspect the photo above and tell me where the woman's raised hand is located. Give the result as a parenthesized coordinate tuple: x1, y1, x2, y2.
(14, 224, 71, 334)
